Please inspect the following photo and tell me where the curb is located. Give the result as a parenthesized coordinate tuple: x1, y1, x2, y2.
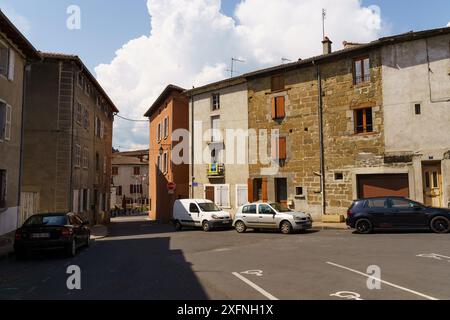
(90, 225, 109, 240)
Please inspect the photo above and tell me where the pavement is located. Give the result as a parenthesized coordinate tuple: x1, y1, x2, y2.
(90, 225, 108, 240)
(1, 216, 449, 300)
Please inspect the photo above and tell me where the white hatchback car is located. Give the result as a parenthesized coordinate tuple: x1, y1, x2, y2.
(172, 199, 233, 232)
(233, 202, 313, 234)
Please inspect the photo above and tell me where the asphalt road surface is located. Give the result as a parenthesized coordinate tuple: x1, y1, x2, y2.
(1, 216, 450, 300)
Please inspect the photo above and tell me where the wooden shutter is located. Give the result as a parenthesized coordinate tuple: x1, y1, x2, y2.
(276, 96, 285, 118)
(278, 137, 287, 160)
(271, 98, 276, 120)
(262, 178, 268, 202)
(8, 48, 14, 81)
(5, 105, 11, 141)
(247, 179, 254, 203)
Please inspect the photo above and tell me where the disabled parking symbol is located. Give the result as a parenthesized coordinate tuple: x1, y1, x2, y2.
(241, 270, 264, 277)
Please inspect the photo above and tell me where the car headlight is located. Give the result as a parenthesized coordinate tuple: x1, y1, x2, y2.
(212, 215, 219, 219)
(293, 216, 303, 221)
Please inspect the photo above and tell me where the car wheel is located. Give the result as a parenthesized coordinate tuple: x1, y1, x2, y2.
(66, 239, 76, 258)
(235, 221, 247, 233)
(174, 221, 182, 231)
(355, 219, 373, 234)
(430, 216, 450, 234)
(202, 221, 211, 232)
(280, 221, 293, 235)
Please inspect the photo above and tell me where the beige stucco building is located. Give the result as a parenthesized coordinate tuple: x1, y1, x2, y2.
(382, 27, 450, 208)
(21, 53, 119, 225)
(0, 11, 40, 235)
(111, 150, 149, 209)
(187, 78, 249, 216)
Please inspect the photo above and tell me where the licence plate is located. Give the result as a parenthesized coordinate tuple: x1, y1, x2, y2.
(31, 233, 50, 239)
(222, 220, 229, 224)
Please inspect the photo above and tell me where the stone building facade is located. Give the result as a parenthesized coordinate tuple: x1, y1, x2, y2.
(246, 41, 387, 220)
(0, 11, 40, 235)
(22, 53, 118, 225)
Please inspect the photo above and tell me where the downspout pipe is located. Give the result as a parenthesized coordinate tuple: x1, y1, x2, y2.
(17, 61, 32, 228)
(190, 93, 195, 199)
(313, 60, 326, 217)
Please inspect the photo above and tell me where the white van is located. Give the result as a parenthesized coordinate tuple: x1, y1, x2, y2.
(172, 199, 233, 232)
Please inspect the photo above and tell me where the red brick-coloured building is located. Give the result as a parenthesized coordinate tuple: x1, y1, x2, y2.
(144, 85, 189, 223)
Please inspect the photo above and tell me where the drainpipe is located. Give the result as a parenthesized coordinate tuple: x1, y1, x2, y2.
(314, 61, 326, 216)
(190, 93, 195, 198)
(17, 61, 32, 228)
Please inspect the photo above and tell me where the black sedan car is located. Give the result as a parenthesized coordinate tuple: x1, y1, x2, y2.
(346, 196, 450, 234)
(14, 213, 91, 258)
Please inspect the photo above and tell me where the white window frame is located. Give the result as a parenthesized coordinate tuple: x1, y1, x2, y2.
(163, 152, 168, 174)
(211, 115, 221, 142)
(204, 184, 231, 209)
(212, 93, 220, 111)
(157, 122, 162, 141)
(83, 147, 89, 169)
(0, 102, 12, 141)
(235, 184, 248, 208)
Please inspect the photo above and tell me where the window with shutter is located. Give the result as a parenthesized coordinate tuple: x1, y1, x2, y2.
(73, 190, 79, 213)
(236, 185, 248, 207)
(4, 105, 11, 141)
(216, 185, 229, 207)
(271, 96, 285, 120)
(0, 102, 5, 141)
(271, 75, 285, 92)
(164, 117, 169, 138)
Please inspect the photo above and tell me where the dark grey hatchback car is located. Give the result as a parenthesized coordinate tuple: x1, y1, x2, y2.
(346, 197, 450, 234)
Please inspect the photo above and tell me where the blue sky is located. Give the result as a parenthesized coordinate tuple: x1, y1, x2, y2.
(1, 0, 450, 71)
(1, 0, 450, 150)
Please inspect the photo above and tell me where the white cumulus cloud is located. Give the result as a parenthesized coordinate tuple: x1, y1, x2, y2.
(95, 0, 385, 150)
(447, 21, 450, 27)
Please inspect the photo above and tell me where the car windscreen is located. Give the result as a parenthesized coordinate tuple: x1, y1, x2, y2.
(270, 203, 292, 212)
(24, 215, 68, 226)
(198, 203, 221, 212)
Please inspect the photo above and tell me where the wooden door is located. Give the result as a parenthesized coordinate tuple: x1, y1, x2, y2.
(275, 178, 288, 206)
(423, 164, 442, 207)
(205, 186, 215, 203)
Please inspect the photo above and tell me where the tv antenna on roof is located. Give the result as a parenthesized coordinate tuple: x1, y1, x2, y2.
(322, 8, 327, 39)
(229, 57, 245, 78)
(281, 57, 292, 64)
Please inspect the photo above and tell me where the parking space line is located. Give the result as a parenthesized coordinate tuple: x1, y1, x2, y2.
(232, 272, 279, 300)
(326, 262, 439, 300)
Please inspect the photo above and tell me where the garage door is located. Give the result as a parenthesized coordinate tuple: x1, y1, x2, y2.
(357, 174, 409, 199)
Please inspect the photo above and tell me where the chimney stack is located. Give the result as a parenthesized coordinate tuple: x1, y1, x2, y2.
(322, 36, 332, 55)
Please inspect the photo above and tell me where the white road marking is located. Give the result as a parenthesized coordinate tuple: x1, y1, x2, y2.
(241, 270, 264, 277)
(417, 253, 450, 262)
(326, 262, 439, 300)
(331, 291, 364, 300)
(232, 272, 279, 300)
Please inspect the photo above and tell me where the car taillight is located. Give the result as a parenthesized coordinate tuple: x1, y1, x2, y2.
(15, 230, 22, 240)
(347, 209, 353, 217)
(61, 228, 73, 238)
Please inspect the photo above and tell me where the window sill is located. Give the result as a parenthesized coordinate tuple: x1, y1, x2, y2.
(352, 81, 371, 89)
(266, 88, 290, 95)
(352, 131, 378, 137)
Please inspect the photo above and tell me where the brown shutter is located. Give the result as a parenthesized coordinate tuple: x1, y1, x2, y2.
(247, 178, 254, 203)
(271, 97, 276, 120)
(277, 96, 285, 118)
(262, 178, 268, 202)
(279, 137, 287, 160)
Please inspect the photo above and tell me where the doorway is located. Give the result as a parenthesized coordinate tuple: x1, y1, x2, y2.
(205, 186, 215, 202)
(422, 163, 442, 207)
(275, 178, 288, 206)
